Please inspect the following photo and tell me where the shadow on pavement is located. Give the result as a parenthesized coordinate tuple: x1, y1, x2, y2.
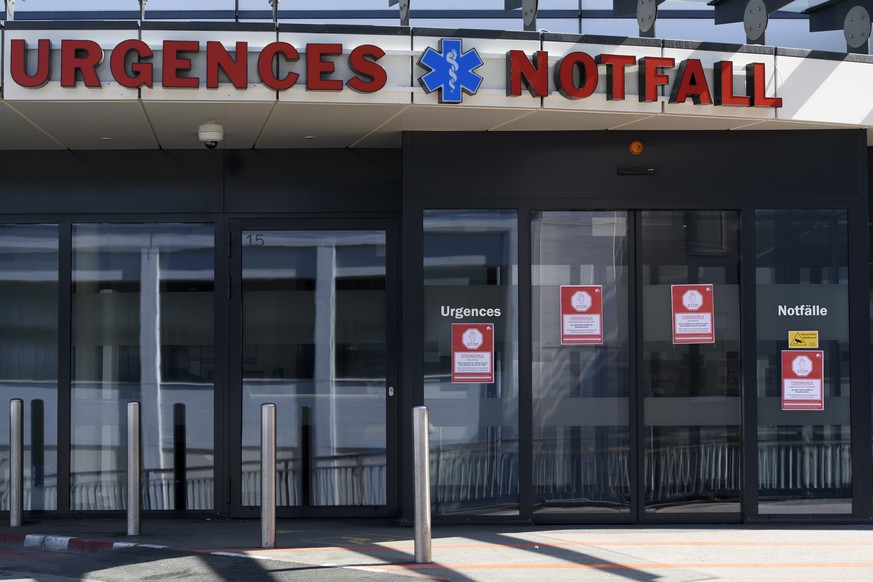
(1, 546, 415, 582)
(313, 522, 674, 582)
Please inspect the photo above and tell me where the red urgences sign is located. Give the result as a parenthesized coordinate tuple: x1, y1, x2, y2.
(9, 39, 388, 92)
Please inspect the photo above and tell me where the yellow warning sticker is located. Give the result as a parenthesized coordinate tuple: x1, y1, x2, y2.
(789, 331, 819, 348)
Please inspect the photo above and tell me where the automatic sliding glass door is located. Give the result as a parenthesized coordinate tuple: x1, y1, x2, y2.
(531, 211, 631, 516)
(530, 210, 742, 522)
(640, 211, 742, 516)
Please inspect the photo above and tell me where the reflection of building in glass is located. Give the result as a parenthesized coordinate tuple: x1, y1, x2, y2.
(69, 224, 215, 511)
(0, 225, 59, 511)
(240, 231, 388, 506)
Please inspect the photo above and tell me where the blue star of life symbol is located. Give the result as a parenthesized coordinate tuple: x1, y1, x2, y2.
(418, 38, 484, 104)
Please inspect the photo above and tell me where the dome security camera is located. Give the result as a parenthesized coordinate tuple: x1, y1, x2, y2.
(198, 120, 224, 149)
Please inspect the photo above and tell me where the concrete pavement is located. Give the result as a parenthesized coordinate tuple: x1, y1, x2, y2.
(4, 518, 873, 580)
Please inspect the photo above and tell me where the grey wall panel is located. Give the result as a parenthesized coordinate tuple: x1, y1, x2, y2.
(0, 150, 223, 214)
(223, 149, 402, 214)
(0, 148, 403, 216)
(408, 130, 866, 205)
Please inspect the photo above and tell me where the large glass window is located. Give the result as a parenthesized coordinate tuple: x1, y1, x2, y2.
(0, 224, 58, 511)
(531, 211, 631, 514)
(641, 211, 742, 513)
(71, 224, 215, 511)
(756, 210, 851, 514)
(240, 230, 387, 507)
(423, 210, 519, 516)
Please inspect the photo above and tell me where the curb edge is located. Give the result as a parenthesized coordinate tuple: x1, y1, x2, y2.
(1, 532, 138, 553)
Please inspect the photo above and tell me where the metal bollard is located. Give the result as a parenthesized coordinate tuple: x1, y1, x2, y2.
(9, 399, 23, 527)
(127, 402, 141, 536)
(413, 406, 432, 564)
(261, 403, 277, 549)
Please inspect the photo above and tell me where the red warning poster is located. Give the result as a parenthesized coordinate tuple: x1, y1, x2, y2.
(560, 285, 603, 345)
(781, 350, 824, 411)
(671, 284, 715, 344)
(451, 323, 494, 383)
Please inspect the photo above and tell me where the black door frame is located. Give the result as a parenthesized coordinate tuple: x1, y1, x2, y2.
(227, 217, 400, 518)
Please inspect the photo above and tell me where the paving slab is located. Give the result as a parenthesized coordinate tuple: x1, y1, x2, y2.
(3, 519, 873, 581)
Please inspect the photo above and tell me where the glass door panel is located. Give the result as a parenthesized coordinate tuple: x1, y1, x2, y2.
(531, 211, 631, 515)
(71, 224, 215, 511)
(423, 210, 519, 516)
(640, 211, 742, 515)
(239, 229, 389, 508)
(755, 210, 851, 514)
(0, 224, 59, 511)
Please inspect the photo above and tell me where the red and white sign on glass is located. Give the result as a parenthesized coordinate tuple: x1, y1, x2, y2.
(451, 323, 495, 383)
(560, 285, 603, 345)
(671, 284, 715, 344)
(781, 350, 824, 411)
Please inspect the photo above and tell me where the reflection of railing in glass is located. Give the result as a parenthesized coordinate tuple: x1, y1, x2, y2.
(2, 441, 852, 511)
(68, 466, 214, 511)
(758, 440, 852, 493)
(66, 384, 214, 510)
(430, 441, 519, 513)
(0, 466, 212, 511)
(241, 454, 387, 507)
(532, 440, 851, 508)
(534, 442, 739, 508)
(428, 441, 843, 512)
(534, 441, 630, 506)
(3, 453, 386, 510)
(0, 476, 58, 511)
(644, 443, 741, 504)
